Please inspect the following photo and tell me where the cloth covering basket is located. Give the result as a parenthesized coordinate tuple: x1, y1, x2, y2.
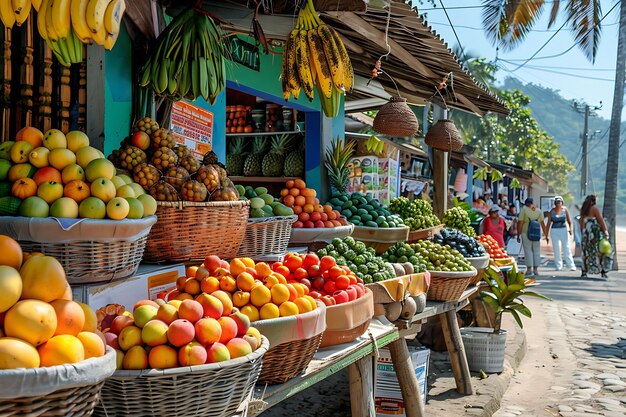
(289, 224, 354, 245)
(351, 225, 410, 254)
(461, 327, 507, 373)
(253, 303, 326, 385)
(94, 337, 269, 417)
(0, 347, 116, 417)
(425, 119, 463, 151)
(237, 215, 297, 258)
(320, 288, 374, 347)
(144, 200, 249, 262)
(407, 224, 444, 242)
(466, 255, 490, 285)
(0, 216, 156, 284)
(427, 268, 477, 301)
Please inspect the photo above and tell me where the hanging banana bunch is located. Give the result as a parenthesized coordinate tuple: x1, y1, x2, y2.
(473, 167, 489, 181)
(510, 178, 521, 189)
(0, 0, 31, 28)
(490, 169, 504, 182)
(281, 0, 353, 117)
(137, 8, 226, 104)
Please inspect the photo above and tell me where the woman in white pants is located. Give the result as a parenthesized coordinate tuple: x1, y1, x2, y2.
(545, 196, 576, 271)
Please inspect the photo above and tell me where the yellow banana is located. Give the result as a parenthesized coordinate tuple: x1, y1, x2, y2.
(0, 0, 16, 28)
(307, 29, 332, 99)
(103, 0, 124, 35)
(296, 30, 314, 100)
(318, 24, 344, 91)
(70, 0, 92, 42)
(103, 30, 118, 50)
(45, 0, 59, 41)
(285, 30, 301, 100)
(12, 0, 30, 26)
(85, 0, 111, 33)
(328, 26, 353, 91)
(37, 0, 49, 39)
(90, 19, 106, 45)
(32, 0, 42, 11)
(51, 0, 71, 38)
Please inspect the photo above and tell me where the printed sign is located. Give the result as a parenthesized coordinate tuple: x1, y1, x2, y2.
(170, 101, 214, 158)
(227, 36, 260, 71)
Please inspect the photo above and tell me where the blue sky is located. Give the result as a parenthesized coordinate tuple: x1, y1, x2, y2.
(417, 0, 623, 120)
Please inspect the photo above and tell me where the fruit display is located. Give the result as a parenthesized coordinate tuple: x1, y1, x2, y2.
(382, 241, 474, 273)
(0, 235, 106, 369)
(477, 234, 510, 259)
(169, 255, 318, 323)
(433, 228, 487, 258)
(279, 179, 349, 229)
(242, 137, 266, 177)
(262, 134, 293, 177)
(102, 297, 264, 369)
(226, 106, 253, 134)
(235, 185, 294, 218)
(443, 206, 476, 237)
(138, 8, 225, 103)
(317, 237, 395, 283)
(108, 118, 239, 202)
(0, 126, 157, 219)
(231, 134, 305, 179)
(327, 193, 404, 228)
(389, 197, 440, 231)
(281, 0, 353, 117)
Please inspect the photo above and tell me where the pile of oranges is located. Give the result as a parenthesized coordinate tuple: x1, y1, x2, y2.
(279, 179, 349, 229)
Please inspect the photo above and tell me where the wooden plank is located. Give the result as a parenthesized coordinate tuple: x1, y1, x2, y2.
(432, 148, 448, 219)
(439, 310, 473, 395)
(387, 338, 425, 417)
(348, 356, 375, 417)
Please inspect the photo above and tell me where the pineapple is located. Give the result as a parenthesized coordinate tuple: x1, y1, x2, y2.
(262, 134, 292, 177)
(284, 139, 304, 177)
(325, 137, 355, 194)
(243, 137, 267, 176)
(226, 138, 248, 176)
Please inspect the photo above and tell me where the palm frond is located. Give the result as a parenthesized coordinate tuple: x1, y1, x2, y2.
(547, 0, 561, 27)
(482, 0, 545, 50)
(566, 0, 602, 62)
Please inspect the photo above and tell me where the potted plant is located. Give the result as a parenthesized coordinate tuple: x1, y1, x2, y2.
(461, 264, 550, 373)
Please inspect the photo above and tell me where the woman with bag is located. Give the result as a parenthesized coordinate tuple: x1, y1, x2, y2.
(517, 197, 548, 277)
(579, 195, 612, 278)
(545, 196, 576, 271)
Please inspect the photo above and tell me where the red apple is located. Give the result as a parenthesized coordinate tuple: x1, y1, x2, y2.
(333, 290, 349, 305)
(345, 286, 357, 301)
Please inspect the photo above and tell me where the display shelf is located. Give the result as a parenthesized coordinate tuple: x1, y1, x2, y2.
(230, 176, 300, 183)
(226, 131, 304, 137)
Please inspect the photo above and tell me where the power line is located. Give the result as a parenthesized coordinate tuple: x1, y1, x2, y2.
(437, 0, 465, 59)
(499, 61, 616, 82)
(424, 21, 618, 33)
(509, 18, 572, 71)
(496, 61, 615, 72)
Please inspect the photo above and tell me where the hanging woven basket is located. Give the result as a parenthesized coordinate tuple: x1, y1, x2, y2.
(373, 96, 419, 137)
(425, 119, 463, 151)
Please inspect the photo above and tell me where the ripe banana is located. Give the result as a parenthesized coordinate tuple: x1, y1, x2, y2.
(0, 0, 16, 28)
(37, 0, 49, 40)
(103, 0, 124, 35)
(12, 0, 31, 26)
(329, 26, 353, 91)
(70, 0, 92, 42)
(295, 30, 314, 101)
(32, 0, 42, 11)
(104, 30, 119, 50)
(91, 20, 107, 45)
(45, 0, 59, 41)
(85, 0, 111, 33)
(308, 29, 332, 99)
(51, 0, 71, 38)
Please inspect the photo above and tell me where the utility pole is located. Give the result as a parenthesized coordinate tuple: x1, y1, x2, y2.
(573, 101, 602, 198)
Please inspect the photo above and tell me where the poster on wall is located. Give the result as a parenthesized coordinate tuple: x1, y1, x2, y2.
(169, 101, 214, 158)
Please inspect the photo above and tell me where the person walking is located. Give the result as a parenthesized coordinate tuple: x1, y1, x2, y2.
(517, 197, 548, 277)
(545, 196, 576, 271)
(579, 195, 612, 278)
(479, 206, 506, 248)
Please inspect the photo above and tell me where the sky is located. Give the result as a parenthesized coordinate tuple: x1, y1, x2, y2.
(416, 0, 623, 120)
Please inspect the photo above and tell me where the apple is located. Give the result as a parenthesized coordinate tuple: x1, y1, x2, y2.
(125, 197, 144, 219)
(90, 178, 116, 203)
(28, 147, 50, 168)
(37, 181, 64, 204)
(333, 290, 349, 305)
(43, 129, 67, 150)
(131, 131, 150, 150)
(117, 174, 133, 185)
(50, 197, 79, 218)
(85, 158, 115, 182)
(18, 196, 50, 217)
(76, 146, 104, 169)
(345, 286, 357, 301)
(129, 183, 145, 196)
(66, 131, 90, 152)
(0, 159, 11, 180)
(116, 184, 136, 198)
(33, 167, 62, 186)
(78, 197, 106, 219)
(111, 176, 126, 189)
(61, 164, 86, 183)
(106, 197, 130, 220)
(137, 194, 157, 216)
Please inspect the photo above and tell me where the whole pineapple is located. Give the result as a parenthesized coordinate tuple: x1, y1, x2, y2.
(262, 134, 292, 177)
(226, 138, 248, 176)
(283, 139, 304, 177)
(243, 137, 267, 176)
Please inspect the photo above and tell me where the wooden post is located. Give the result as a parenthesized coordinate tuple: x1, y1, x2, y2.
(86, 44, 105, 151)
(387, 338, 425, 417)
(431, 105, 448, 219)
(439, 310, 473, 395)
(1, 27, 12, 141)
(348, 356, 375, 417)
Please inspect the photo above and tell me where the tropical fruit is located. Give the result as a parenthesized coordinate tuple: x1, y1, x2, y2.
(117, 146, 148, 170)
(150, 147, 178, 171)
(4, 300, 58, 346)
(150, 181, 178, 202)
(0, 266, 22, 313)
(163, 166, 190, 191)
(133, 117, 160, 136)
(0, 235, 23, 270)
(19, 256, 67, 302)
(179, 155, 202, 175)
(196, 165, 220, 192)
(262, 134, 291, 177)
(38, 335, 85, 366)
(173, 145, 190, 160)
(243, 137, 266, 176)
(133, 164, 161, 191)
(151, 129, 175, 149)
(180, 180, 208, 202)
(226, 138, 247, 176)
(284, 140, 305, 177)
(0, 338, 41, 369)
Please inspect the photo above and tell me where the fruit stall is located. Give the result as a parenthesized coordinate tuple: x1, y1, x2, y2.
(0, 1, 513, 417)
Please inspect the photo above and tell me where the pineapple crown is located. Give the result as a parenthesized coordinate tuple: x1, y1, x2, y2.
(269, 134, 293, 155)
(229, 137, 248, 155)
(324, 137, 355, 192)
(252, 136, 268, 153)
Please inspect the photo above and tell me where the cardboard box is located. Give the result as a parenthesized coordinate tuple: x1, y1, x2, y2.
(375, 345, 430, 415)
(71, 263, 186, 312)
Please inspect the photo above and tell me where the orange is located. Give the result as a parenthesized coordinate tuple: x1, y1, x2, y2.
(285, 284, 298, 301)
(283, 195, 295, 207)
(250, 285, 271, 307)
(280, 188, 289, 197)
(284, 255, 303, 271)
(301, 188, 316, 197)
(289, 188, 300, 197)
(185, 266, 198, 278)
(236, 272, 255, 292)
(270, 284, 290, 305)
(304, 196, 316, 205)
(0, 236, 23, 270)
(259, 303, 280, 320)
(294, 179, 306, 189)
(279, 301, 299, 317)
(201, 276, 220, 293)
(294, 297, 313, 313)
(293, 205, 303, 214)
(50, 299, 85, 336)
(16, 127, 44, 148)
(303, 204, 314, 213)
(219, 275, 237, 292)
(240, 304, 259, 322)
(295, 196, 306, 206)
(264, 274, 279, 288)
(254, 262, 272, 279)
(314, 204, 324, 213)
(292, 283, 307, 297)
(229, 258, 246, 276)
(285, 180, 295, 189)
(232, 291, 251, 307)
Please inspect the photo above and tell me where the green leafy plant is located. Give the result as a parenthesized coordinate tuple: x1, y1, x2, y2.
(325, 137, 355, 194)
(481, 265, 551, 333)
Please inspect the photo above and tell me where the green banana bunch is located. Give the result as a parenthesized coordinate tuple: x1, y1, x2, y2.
(366, 135, 385, 155)
(510, 178, 521, 189)
(138, 8, 226, 104)
(490, 169, 504, 182)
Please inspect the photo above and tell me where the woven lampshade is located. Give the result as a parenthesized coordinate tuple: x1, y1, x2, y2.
(373, 96, 419, 137)
(425, 119, 463, 151)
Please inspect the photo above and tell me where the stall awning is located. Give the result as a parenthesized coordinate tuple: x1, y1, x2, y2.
(489, 162, 549, 190)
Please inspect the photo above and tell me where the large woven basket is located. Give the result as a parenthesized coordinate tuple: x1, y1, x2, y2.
(0, 348, 116, 417)
(144, 200, 249, 262)
(236, 215, 297, 259)
(320, 288, 374, 348)
(425, 119, 463, 151)
(407, 224, 444, 242)
(94, 337, 269, 417)
(373, 96, 419, 137)
(0, 216, 156, 284)
(427, 268, 477, 301)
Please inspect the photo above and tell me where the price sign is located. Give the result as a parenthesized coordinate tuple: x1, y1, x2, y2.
(169, 101, 214, 158)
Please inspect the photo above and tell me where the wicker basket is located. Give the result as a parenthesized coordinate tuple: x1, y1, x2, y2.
(0, 216, 156, 284)
(351, 225, 410, 254)
(0, 348, 116, 417)
(236, 215, 297, 259)
(144, 200, 249, 262)
(320, 288, 374, 348)
(94, 337, 269, 417)
(425, 119, 463, 151)
(427, 268, 477, 301)
(373, 96, 419, 137)
(407, 224, 444, 242)
(466, 255, 490, 285)
(289, 224, 354, 245)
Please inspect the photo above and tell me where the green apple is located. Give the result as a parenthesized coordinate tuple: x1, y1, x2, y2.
(50, 197, 79, 218)
(137, 194, 157, 216)
(106, 197, 130, 220)
(43, 129, 67, 150)
(85, 158, 115, 182)
(79, 197, 106, 219)
(61, 164, 85, 183)
(125, 197, 144, 219)
(129, 183, 145, 196)
(66, 131, 90, 153)
(116, 184, 136, 198)
(0, 141, 14, 160)
(90, 178, 116, 203)
(28, 146, 50, 168)
(117, 174, 133, 185)
(37, 181, 64, 204)
(111, 175, 126, 189)
(18, 196, 50, 217)
(76, 146, 104, 169)
(0, 159, 11, 181)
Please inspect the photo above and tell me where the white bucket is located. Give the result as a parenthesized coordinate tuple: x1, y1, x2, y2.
(461, 327, 507, 373)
